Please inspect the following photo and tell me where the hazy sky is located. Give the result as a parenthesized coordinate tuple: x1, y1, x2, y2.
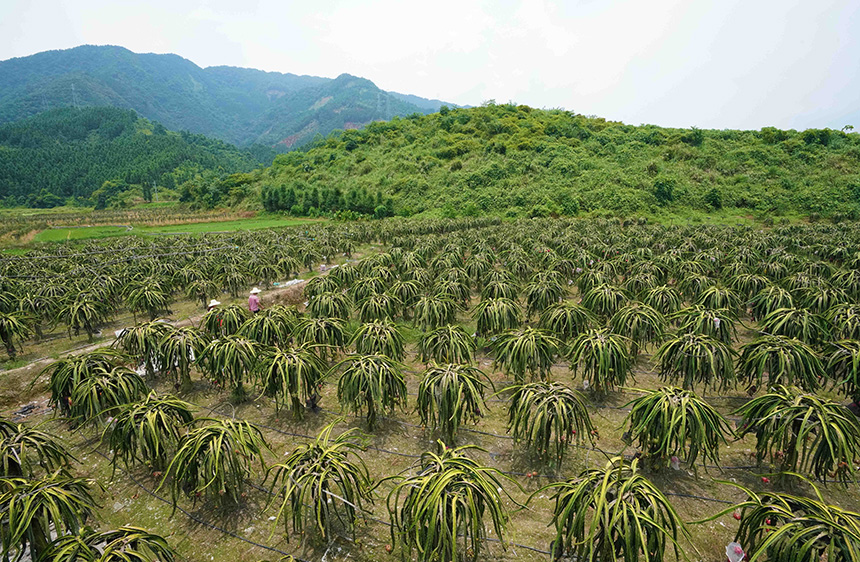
(2, 0, 858, 131)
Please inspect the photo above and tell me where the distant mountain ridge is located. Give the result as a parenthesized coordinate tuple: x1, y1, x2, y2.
(0, 45, 459, 148)
(0, 106, 269, 207)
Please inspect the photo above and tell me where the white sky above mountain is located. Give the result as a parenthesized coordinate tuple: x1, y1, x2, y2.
(1, 0, 858, 131)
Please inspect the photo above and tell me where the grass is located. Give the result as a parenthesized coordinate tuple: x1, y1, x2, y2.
(30, 217, 324, 243)
(138, 217, 322, 236)
(34, 226, 132, 242)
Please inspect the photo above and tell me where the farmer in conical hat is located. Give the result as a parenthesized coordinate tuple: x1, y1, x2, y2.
(248, 288, 262, 314)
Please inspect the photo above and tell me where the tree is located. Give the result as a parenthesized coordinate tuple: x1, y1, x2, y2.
(57, 291, 110, 342)
(655, 333, 736, 391)
(536, 457, 692, 561)
(609, 302, 666, 355)
(102, 392, 194, 472)
(643, 285, 683, 316)
(523, 271, 565, 317)
(413, 295, 457, 332)
(0, 418, 72, 478)
(417, 364, 492, 443)
(42, 349, 127, 418)
(265, 422, 373, 543)
(827, 304, 860, 340)
(125, 279, 172, 322)
(672, 305, 737, 344)
(704, 187, 722, 210)
(481, 279, 519, 301)
(539, 301, 595, 341)
(568, 329, 633, 393)
(184, 278, 220, 310)
(0, 310, 30, 359)
(357, 293, 400, 322)
(492, 327, 560, 382)
(623, 386, 732, 471)
(294, 317, 347, 360)
(472, 298, 522, 337)
(581, 283, 629, 318)
(735, 385, 860, 484)
(114, 320, 172, 378)
(237, 305, 296, 346)
(333, 354, 406, 430)
(417, 324, 476, 364)
(160, 419, 269, 508)
(738, 335, 824, 392)
(699, 477, 860, 561)
(159, 326, 210, 392)
(388, 280, 422, 317)
(38, 526, 176, 562)
(826, 340, 860, 402)
(18, 292, 52, 341)
(201, 305, 250, 338)
(653, 177, 676, 205)
(257, 345, 327, 418)
(506, 382, 593, 464)
(68, 367, 148, 426)
(349, 320, 405, 360)
(750, 285, 794, 320)
(0, 473, 98, 561)
(197, 335, 260, 401)
(697, 285, 741, 314)
(730, 273, 769, 300)
(388, 444, 519, 562)
(307, 291, 352, 320)
(760, 307, 829, 345)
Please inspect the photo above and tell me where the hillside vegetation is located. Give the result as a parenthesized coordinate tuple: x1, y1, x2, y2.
(0, 45, 454, 148)
(253, 103, 860, 219)
(0, 107, 271, 208)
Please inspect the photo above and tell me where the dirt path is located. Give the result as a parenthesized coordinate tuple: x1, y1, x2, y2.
(0, 278, 310, 412)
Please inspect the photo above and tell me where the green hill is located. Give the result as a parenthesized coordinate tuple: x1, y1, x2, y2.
(0, 45, 457, 149)
(252, 103, 860, 219)
(0, 106, 271, 207)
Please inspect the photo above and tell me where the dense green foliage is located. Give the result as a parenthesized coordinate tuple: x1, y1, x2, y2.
(8, 215, 860, 561)
(266, 422, 373, 542)
(388, 444, 519, 562)
(0, 107, 269, 208)
(0, 45, 447, 148)
(700, 481, 860, 562)
(735, 385, 860, 484)
(253, 102, 860, 219)
(623, 387, 732, 470)
(537, 457, 693, 562)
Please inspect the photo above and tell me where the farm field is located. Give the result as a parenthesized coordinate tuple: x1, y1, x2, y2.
(31, 217, 324, 243)
(2, 216, 860, 562)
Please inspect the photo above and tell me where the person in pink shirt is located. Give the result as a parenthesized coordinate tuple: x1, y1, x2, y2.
(248, 287, 262, 314)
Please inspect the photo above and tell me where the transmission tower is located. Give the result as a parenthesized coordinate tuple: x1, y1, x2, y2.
(71, 84, 80, 110)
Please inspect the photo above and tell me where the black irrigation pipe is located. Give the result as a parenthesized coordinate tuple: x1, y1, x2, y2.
(207, 395, 768, 472)
(204, 402, 424, 460)
(84, 443, 314, 562)
(198, 400, 757, 506)
(86, 434, 555, 559)
(243, 469, 555, 556)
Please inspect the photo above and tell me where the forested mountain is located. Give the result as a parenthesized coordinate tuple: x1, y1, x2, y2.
(0, 45, 455, 148)
(0, 107, 269, 207)
(250, 103, 860, 219)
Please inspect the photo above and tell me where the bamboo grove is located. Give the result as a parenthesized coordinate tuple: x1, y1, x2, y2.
(4, 216, 860, 561)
